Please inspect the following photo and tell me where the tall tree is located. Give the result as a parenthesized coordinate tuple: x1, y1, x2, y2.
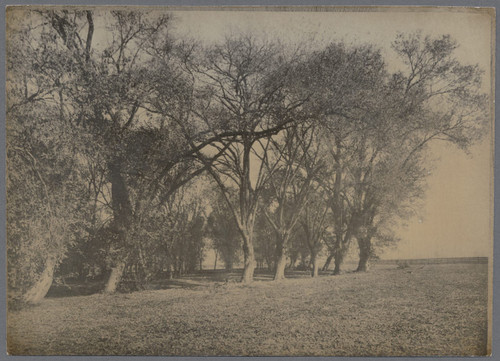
(181, 35, 309, 282)
(351, 32, 488, 271)
(304, 42, 388, 275)
(262, 124, 324, 280)
(7, 8, 209, 294)
(6, 9, 93, 302)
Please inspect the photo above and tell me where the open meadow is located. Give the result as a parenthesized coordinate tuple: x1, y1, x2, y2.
(7, 262, 488, 356)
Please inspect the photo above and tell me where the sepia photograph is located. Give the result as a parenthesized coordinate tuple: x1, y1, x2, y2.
(5, 5, 495, 356)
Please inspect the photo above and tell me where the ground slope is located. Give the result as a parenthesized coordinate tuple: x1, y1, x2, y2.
(7, 263, 488, 356)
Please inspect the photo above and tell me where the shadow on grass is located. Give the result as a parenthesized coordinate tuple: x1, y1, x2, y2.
(46, 281, 104, 298)
(45, 268, 338, 298)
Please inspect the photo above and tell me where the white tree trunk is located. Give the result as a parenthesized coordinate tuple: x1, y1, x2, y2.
(23, 257, 57, 304)
(311, 253, 319, 277)
(274, 253, 287, 281)
(241, 228, 256, 283)
(103, 262, 126, 294)
(241, 249, 256, 283)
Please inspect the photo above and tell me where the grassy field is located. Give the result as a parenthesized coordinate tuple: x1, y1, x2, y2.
(7, 263, 489, 356)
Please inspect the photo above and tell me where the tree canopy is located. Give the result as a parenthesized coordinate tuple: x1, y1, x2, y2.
(6, 8, 489, 303)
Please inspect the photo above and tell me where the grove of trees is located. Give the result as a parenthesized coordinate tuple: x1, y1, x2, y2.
(6, 8, 488, 304)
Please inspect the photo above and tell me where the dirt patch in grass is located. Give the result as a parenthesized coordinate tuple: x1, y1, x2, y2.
(7, 263, 488, 356)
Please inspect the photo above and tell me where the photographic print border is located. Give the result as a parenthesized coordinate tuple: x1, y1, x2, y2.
(1, 0, 498, 360)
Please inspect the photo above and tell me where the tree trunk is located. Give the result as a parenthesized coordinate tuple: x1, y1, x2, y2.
(274, 253, 287, 281)
(214, 251, 218, 270)
(241, 237, 256, 283)
(241, 252, 256, 283)
(333, 254, 342, 275)
(104, 261, 126, 294)
(356, 237, 372, 272)
(332, 232, 352, 275)
(106, 159, 133, 293)
(311, 253, 319, 277)
(322, 254, 333, 271)
(168, 263, 174, 280)
(23, 256, 57, 304)
(356, 254, 369, 272)
(273, 233, 289, 281)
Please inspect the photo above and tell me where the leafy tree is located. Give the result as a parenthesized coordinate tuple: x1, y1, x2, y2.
(135, 177, 208, 283)
(6, 10, 93, 302)
(303, 42, 387, 275)
(6, 116, 91, 303)
(351, 32, 488, 271)
(7, 8, 211, 294)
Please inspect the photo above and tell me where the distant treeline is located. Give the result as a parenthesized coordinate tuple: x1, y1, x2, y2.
(378, 257, 488, 265)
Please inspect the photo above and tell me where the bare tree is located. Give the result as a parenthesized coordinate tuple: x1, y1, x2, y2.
(181, 35, 309, 282)
(300, 189, 330, 277)
(262, 124, 324, 280)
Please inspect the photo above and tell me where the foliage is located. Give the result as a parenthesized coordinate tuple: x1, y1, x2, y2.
(6, 14, 93, 294)
(6, 7, 489, 296)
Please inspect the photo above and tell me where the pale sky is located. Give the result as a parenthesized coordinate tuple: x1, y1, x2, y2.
(170, 8, 494, 259)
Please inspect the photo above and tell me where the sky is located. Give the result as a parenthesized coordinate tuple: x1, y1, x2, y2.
(169, 7, 494, 259)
